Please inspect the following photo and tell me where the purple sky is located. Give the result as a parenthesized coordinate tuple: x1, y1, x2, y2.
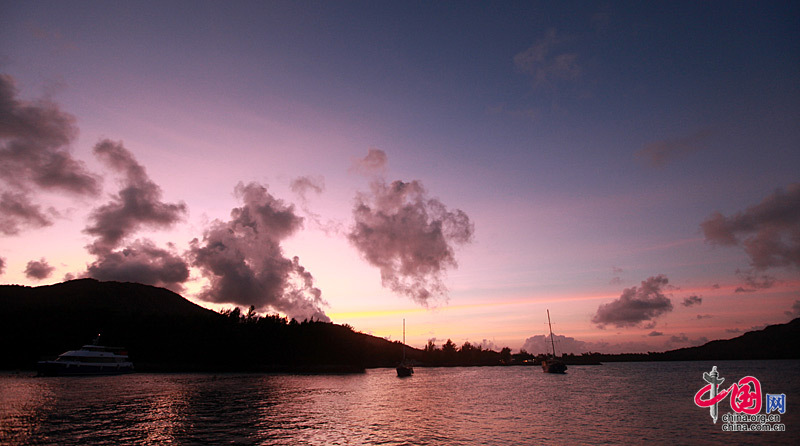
(1, 1, 798, 353)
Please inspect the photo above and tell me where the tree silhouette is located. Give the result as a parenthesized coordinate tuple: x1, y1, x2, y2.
(500, 347, 512, 365)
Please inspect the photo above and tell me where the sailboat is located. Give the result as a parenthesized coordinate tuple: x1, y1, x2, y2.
(541, 309, 567, 374)
(396, 319, 414, 377)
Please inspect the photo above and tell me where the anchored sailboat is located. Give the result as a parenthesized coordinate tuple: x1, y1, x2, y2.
(541, 309, 567, 374)
(396, 319, 414, 377)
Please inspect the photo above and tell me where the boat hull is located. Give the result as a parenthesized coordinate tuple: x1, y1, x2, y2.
(37, 361, 134, 377)
(396, 365, 414, 377)
(541, 359, 567, 374)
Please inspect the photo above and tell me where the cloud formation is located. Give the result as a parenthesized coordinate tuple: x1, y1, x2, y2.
(0, 191, 55, 235)
(189, 182, 328, 321)
(79, 139, 190, 289)
(349, 148, 388, 176)
(24, 258, 54, 280)
(522, 333, 589, 355)
(521, 333, 667, 355)
(592, 275, 674, 328)
(348, 152, 474, 305)
(0, 74, 100, 235)
(84, 139, 187, 254)
(84, 239, 189, 292)
(734, 268, 777, 293)
(785, 300, 800, 318)
(0, 256, 5, 275)
(636, 129, 713, 167)
(667, 333, 708, 347)
(514, 29, 580, 88)
(290, 176, 324, 200)
(681, 295, 703, 307)
(701, 183, 800, 270)
(610, 265, 624, 285)
(290, 175, 342, 235)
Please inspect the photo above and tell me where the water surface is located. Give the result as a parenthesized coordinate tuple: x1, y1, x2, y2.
(2, 360, 797, 445)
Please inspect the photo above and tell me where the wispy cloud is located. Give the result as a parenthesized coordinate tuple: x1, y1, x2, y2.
(514, 29, 580, 88)
(733, 268, 777, 293)
(666, 333, 708, 347)
(349, 147, 387, 176)
(636, 129, 713, 167)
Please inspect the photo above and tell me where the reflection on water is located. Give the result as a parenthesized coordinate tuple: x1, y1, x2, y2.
(1, 360, 797, 445)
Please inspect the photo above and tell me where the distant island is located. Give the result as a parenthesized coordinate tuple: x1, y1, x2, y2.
(1, 279, 798, 372)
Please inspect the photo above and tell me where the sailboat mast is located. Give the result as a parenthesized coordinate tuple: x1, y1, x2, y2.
(547, 309, 556, 358)
(402, 318, 406, 361)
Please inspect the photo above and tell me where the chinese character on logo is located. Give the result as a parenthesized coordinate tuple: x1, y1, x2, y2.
(766, 394, 786, 414)
(694, 366, 764, 424)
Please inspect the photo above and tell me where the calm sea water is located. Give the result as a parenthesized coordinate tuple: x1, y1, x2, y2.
(1, 360, 798, 445)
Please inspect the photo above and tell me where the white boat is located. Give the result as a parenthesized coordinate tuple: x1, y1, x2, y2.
(37, 338, 134, 376)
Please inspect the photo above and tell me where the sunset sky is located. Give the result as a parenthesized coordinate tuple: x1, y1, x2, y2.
(2, 1, 798, 354)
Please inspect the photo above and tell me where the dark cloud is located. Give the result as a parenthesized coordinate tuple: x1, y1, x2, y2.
(0, 191, 55, 235)
(648, 331, 664, 337)
(667, 333, 708, 347)
(0, 74, 100, 234)
(734, 268, 777, 293)
(349, 148, 387, 176)
(0, 256, 5, 275)
(681, 295, 703, 307)
(696, 314, 713, 319)
(701, 183, 800, 270)
(636, 129, 712, 168)
(785, 300, 800, 318)
(84, 139, 186, 254)
(84, 239, 189, 292)
(348, 170, 474, 306)
(189, 182, 328, 321)
(669, 334, 688, 343)
(592, 275, 674, 328)
(24, 258, 54, 280)
(514, 29, 580, 88)
(728, 324, 771, 334)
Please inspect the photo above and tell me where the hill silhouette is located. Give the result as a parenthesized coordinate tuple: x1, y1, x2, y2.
(0, 279, 418, 372)
(657, 317, 800, 360)
(557, 318, 800, 364)
(1, 279, 797, 371)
